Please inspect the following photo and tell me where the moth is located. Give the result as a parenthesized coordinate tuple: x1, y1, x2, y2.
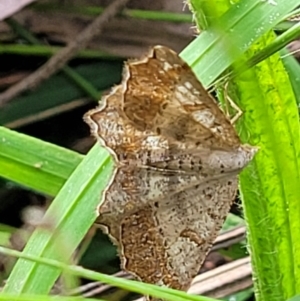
(84, 45, 257, 300)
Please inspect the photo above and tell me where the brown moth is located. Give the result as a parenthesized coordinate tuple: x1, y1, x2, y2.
(84, 45, 257, 300)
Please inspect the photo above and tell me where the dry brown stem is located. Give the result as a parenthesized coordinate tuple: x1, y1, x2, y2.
(0, 0, 129, 107)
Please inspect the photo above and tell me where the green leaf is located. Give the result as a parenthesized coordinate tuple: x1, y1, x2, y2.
(182, 0, 300, 87)
(0, 126, 83, 196)
(3, 145, 113, 294)
(236, 32, 300, 301)
(188, 1, 300, 301)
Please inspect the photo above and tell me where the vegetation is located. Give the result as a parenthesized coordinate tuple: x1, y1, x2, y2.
(0, 0, 300, 301)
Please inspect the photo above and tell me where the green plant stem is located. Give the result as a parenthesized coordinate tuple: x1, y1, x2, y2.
(0, 245, 217, 301)
(233, 21, 300, 77)
(32, 4, 192, 23)
(0, 44, 119, 59)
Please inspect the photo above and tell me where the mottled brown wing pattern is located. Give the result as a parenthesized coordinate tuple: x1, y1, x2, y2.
(120, 176, 238, 291)
(84, 45, 257, 301)
(122, 46, 241, 149)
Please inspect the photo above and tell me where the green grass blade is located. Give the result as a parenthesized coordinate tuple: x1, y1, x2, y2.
(0, 126, 83, 196)
(281, 48, 300, 107)
(182, 0, 300, 87)
(3, 145, 113, 294)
